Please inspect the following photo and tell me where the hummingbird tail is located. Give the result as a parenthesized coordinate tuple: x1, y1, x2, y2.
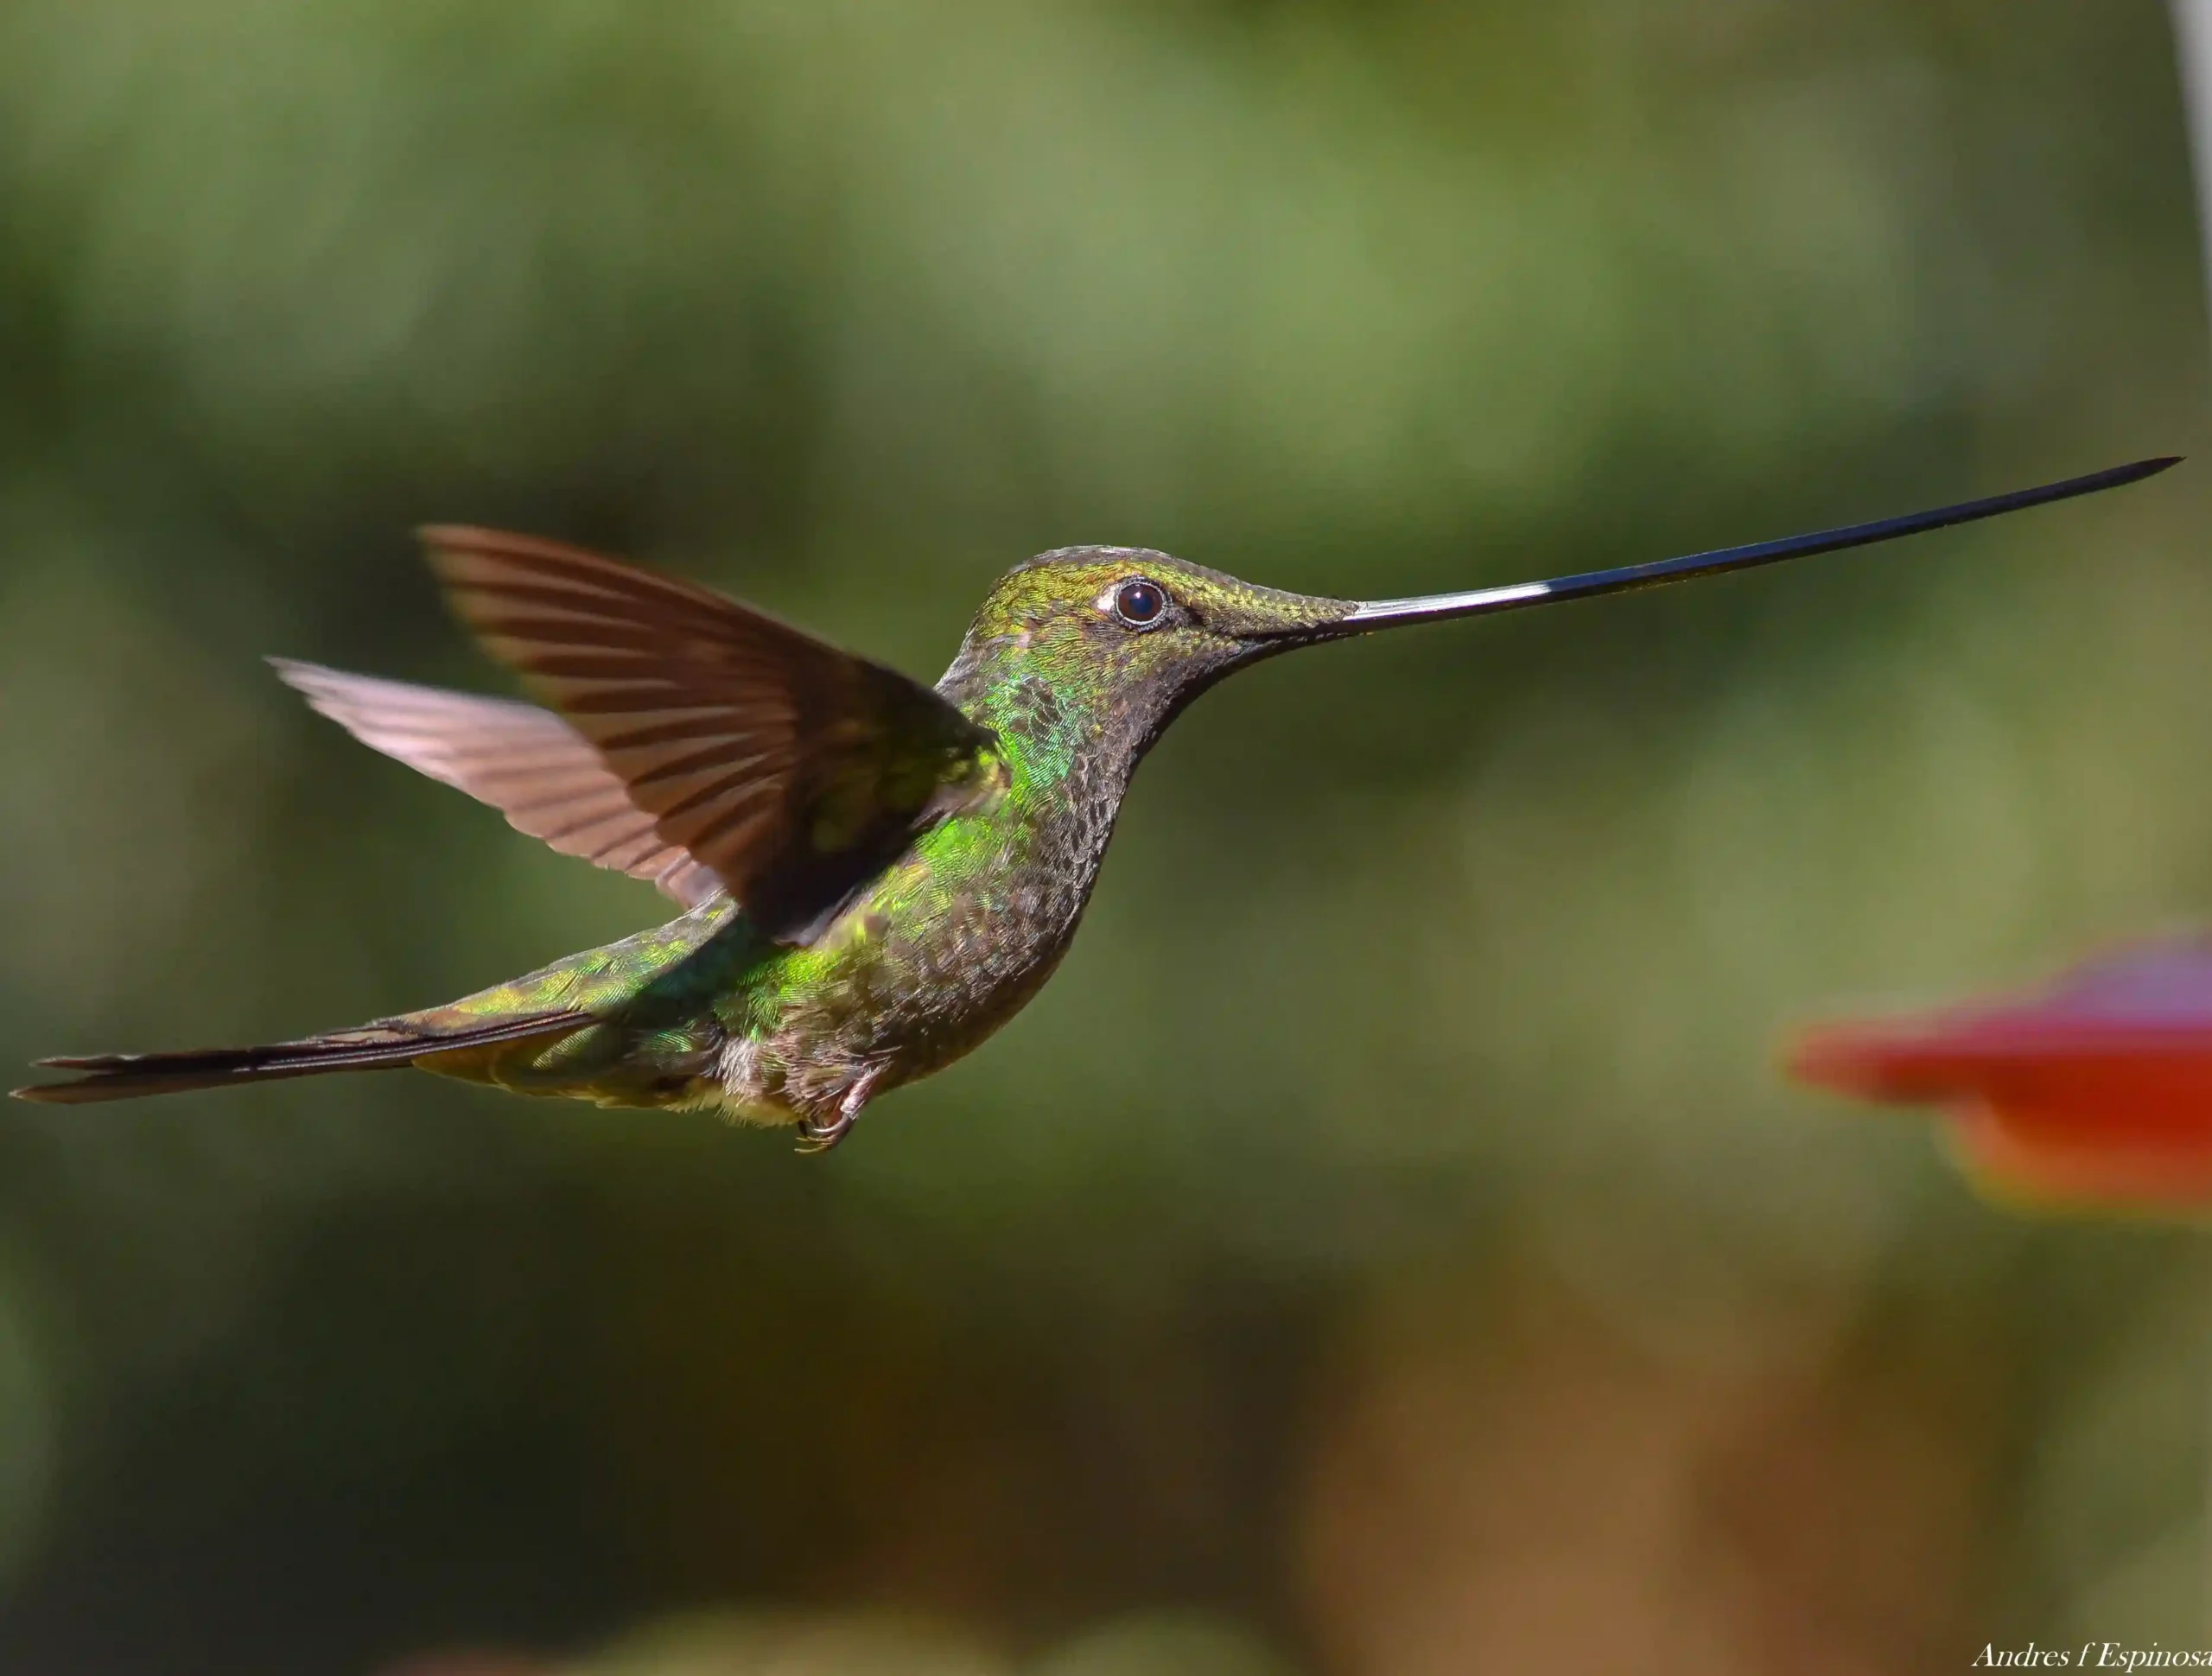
(11, 1009, 590, 1106)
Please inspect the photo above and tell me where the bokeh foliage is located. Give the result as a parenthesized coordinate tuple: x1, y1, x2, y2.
(0, 1, 2208, 1671)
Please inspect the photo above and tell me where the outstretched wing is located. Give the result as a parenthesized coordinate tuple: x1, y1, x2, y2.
(417, 525, 1004, 944)
(271, 659, 726, 909)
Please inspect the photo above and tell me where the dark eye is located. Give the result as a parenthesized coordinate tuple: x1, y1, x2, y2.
(1112, 577, 1168, 628)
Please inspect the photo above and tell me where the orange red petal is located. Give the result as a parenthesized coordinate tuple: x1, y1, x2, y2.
(1784, 942, 2212, 1211)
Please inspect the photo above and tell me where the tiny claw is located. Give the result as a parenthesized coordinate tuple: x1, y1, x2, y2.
(791, 1065, 884, 1156)
(794, 1110, 855, 1155)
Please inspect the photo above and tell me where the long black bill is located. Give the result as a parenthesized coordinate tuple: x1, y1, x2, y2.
(1337, 455, 2179, 630)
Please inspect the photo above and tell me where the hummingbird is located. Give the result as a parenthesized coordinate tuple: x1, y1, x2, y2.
(13, 456, 2177, 1149)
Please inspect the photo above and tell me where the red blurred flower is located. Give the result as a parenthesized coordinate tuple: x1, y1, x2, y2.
(1785, 941, 2212, 1210)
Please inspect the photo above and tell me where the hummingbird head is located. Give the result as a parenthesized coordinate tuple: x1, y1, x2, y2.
(939, 546, 1369, 776)
(938, 456, 2177, 790)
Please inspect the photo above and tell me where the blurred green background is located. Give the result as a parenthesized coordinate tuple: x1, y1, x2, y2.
(1, 1, 2208, 1671)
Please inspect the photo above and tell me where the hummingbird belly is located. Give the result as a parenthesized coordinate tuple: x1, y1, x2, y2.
(418, 799, 1107, 1129)
(713, 810, 1103, 1124)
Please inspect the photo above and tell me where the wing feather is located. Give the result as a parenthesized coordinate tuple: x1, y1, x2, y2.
(417, 526, 1001, 943)
(270, 658, 724, 909)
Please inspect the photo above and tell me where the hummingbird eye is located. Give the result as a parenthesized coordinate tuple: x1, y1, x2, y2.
(1109, 577, 1169, 629)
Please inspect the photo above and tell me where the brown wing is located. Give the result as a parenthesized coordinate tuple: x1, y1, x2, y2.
(271, 659, 725, 908)
(417, 525, 1003, 944)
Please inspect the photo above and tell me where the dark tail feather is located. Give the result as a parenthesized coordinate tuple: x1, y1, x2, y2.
(12, 1011, 587, 1106)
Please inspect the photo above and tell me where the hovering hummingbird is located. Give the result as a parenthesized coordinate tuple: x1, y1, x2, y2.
(13, 457, 2177, 1148)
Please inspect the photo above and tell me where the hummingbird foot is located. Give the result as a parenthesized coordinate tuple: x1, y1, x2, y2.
(793, 1112, 851, 1154)
(793, 1063, 886, 1156)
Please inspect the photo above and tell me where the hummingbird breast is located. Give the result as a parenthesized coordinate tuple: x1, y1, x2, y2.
(696, 658, 1147, 1127)
(721, 772, 1121, 1122)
